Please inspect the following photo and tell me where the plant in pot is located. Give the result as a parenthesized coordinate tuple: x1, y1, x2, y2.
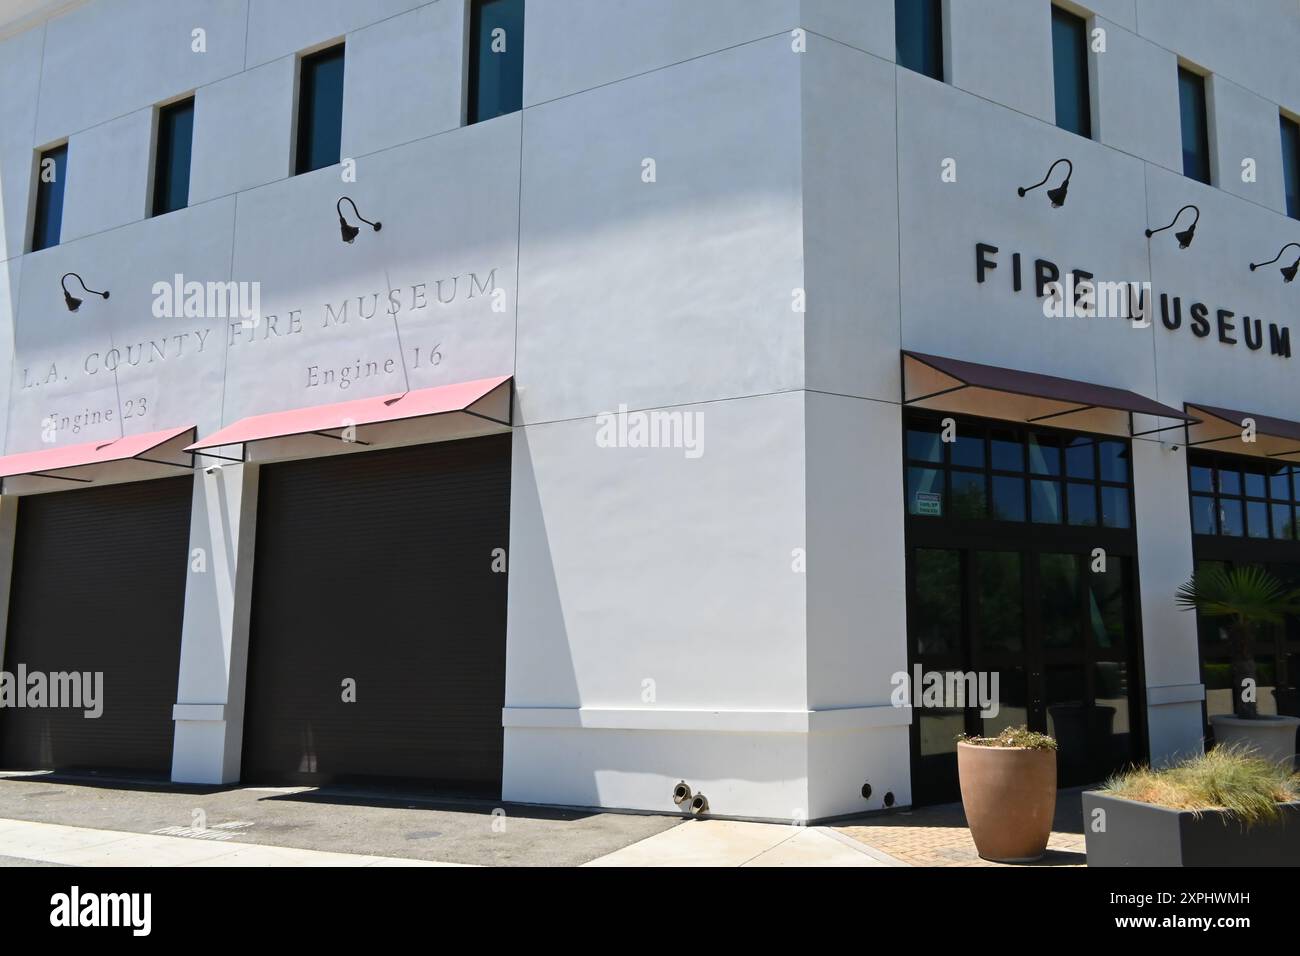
(1176, 565, 1300, 770)
(1082, 747, 1300, 866)
(956, 726, 1058, 863)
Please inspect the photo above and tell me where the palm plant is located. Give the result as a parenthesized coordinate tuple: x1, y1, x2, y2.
(1176, 566, 1300, 719)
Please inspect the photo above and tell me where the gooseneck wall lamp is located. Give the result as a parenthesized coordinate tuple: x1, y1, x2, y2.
(337, 197, 382, 244)
(1250, 242, 1300, 283)
(61, 272, 110, 312)
(1018, 158, 1073, 207)
(1145, 204, 1200, 249)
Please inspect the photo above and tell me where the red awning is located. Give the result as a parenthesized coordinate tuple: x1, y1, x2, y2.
(0, 425, 196, 481)
(187, 375, 512, 452)
(902, 351, 1194, 434)
(1185, 403, 1300, 461)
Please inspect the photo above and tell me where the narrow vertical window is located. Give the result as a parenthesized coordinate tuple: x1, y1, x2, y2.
(296, 45, 345, 175)
(468, 0, 525, 124)
(152, 98, 194, 217)
(1051, 6, 1091, 138)
(31, 143, 68, 252)
(1178, 67, 1212, 185)
(895, 0, 943, 81)
(1282, 113, 1300, 220)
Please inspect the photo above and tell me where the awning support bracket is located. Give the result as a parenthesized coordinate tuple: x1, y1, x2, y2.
(28, 471, 93, 483)
(190, 449, 246, 463)
(1026, 404, 1095, 424)
(133, 455, 195, 471)
(312, 430, 371, 447)
(462, 408, 512, 428)
(903, 383, 969, 406)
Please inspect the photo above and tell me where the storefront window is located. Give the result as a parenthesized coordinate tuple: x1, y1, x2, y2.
(902, 414, 1134, 530)
(904, 412, 1143, 803)
(1187, 453, 1300, 727)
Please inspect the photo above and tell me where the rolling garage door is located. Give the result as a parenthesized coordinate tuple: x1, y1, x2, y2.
(241, 433, 511, 793)
(0, 476, 193, 774)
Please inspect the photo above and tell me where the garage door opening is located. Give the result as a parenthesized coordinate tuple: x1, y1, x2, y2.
(240, 434, 511, 795)
(0, 476, 193, 776)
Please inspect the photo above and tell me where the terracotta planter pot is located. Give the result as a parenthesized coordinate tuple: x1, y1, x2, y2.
(957, 741, 1057, 863)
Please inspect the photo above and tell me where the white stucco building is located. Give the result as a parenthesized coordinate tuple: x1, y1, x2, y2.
(0, 0, 1297, 822)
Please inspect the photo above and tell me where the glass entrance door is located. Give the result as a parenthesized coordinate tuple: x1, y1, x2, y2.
(903, 412, 1146, 806)
(909, 545, 1141, 803)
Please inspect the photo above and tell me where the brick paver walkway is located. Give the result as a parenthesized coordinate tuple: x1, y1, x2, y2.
(833, 787, 1088, 867)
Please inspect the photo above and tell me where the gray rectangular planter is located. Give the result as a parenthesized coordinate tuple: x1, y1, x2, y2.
(1082, 792, 1300, 866)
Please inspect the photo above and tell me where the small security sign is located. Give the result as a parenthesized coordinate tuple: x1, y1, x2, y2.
(916, 492, 942, 516)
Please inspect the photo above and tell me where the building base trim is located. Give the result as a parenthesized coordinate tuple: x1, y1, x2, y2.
(501, 704, 911, 734)
(1146, 682, 1206, 706)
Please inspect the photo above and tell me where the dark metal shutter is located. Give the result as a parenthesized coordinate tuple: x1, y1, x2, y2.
(0, 476, 193, 774)
(241, 434, 511, 794)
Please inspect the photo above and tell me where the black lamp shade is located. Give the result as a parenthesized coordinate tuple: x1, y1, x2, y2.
(1046, 180, 1069, 207)
(1283, 259, 1299, 283)
(1175, 224, 1196, 248)
(64, 291, 82, 312)
(339, 215, 359, 244)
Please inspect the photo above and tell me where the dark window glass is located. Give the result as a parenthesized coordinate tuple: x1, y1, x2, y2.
(907, 423, 944, 463)
(1219, 498, 1244, 536)
(31, 143, 68, 251)
(296, 45, 345, 175)
(1244, 466, 1267, 499)
(907, 467, 944, 517)
(950, 429, 984, 468)
(1065, 437, 1095, 479)
(1246, 500, 1270, 539)
(468, 0, 525, 124)
(1051, 6, 1091, 138)
(982, 666, 1029, 737)
(990, 429, 1024, 472)
(1099, 441, 1129, 483)
(1271, 503, 1295, 540)
(1216, 466, 1241, 496)
(950, 471, 988, 519)
(1178, 67, 1211, 184)
(1028, 434, 1061, 476)
(1040, 554, 1082, 648)
(1189, 464, 1214, 493)
(1191, 494, 1217, 534)
(976, 552, 1023, 652)
(913, 549, 961, 656)
(152, 98, 194, 217)
(1268, 463, 1291, 500)
(991, 476, 1026, 522)
(895, 0, 943, 81)
(1100, 486, 1131, 529)
(1088, 561, 1128, 651)
(1283, 114, 1300, 220)
(1032, 479, 1063, 524)
(1067, 482, 1097, 526)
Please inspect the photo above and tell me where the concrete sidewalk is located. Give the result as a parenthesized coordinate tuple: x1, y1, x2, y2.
(0, 815, 907, 867)
(0, 818, 462, 867)
(583, 819, 906, 867)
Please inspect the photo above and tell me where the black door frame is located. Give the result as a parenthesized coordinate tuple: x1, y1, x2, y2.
(902, 410, 1150, 805)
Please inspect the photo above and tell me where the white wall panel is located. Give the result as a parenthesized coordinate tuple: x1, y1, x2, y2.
(35, 0, 247, 145)
(516, 37, 804, 425)
(341, 0, 467, 159)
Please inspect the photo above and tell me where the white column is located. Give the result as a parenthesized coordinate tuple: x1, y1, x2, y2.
(1131, 438, 1206, 766)
(171, 462, 259, 784)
